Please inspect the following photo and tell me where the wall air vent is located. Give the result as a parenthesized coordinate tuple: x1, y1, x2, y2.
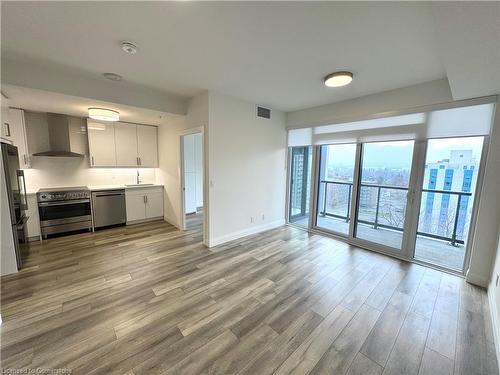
(256, 106, 271, 119)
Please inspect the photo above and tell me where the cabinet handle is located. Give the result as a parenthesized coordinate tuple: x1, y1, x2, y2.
(91, 156, 94, 166)
(143, 195, 147, 204)
(136, 157, 139, 166)
(4, 123, 11, 137)
(139, 157, 142, 166)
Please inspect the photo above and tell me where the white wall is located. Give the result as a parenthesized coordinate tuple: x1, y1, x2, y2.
(156, 92, 208, 229)
(23, 157, 156, 193)
(286, 78, 453, 128)
(488, 224, 500, 369)
(467, 99, 500, 287)
(207, 91, 287, 246)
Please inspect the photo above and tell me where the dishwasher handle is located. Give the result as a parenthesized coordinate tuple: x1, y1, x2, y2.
(92, 190, 125, 197)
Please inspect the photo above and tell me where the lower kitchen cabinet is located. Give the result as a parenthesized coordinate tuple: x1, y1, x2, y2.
(125, 186, 164, 223)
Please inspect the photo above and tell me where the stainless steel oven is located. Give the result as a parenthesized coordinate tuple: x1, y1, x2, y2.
(37, 186, 92, 237)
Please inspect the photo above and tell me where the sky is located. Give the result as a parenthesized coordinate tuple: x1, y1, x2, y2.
(326, 137, 484, 169)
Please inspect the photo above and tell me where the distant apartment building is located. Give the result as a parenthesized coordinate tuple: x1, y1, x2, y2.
(420, 149, 478, 241)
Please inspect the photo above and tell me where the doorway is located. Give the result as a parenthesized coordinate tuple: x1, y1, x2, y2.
(181, 132, 204, 231)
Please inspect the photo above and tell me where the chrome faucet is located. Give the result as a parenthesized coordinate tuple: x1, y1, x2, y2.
(136, 169, 142, 185)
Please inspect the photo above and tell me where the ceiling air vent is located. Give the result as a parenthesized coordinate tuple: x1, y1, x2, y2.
(256, 106, 271, 119)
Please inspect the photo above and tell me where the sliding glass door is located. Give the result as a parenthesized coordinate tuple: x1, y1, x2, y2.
(288, 146, 313, 227)
(353, 140, 415, 251)
(315, 144, 357, 236)
(412, 137, 485, 271)
(294, 136, 488, 273)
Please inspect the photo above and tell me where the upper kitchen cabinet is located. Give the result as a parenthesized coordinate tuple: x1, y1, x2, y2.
(6, 108, 31, 168)
(137, 125, 158, 167)
(1, 97, 11, 141)
(115, 122, 138, 167)
(87, 120, 117, 167)
(87, 121, 158, 168)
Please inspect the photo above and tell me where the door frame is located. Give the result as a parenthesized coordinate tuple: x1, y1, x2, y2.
(179, 127, 205, 240)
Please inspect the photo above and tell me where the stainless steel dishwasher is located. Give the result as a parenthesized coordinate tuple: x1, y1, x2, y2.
(91, 190, 126, 229)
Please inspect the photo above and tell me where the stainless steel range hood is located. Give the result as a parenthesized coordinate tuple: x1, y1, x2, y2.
(32, 113, 87, 157)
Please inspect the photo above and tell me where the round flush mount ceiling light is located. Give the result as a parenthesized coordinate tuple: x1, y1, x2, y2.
(324, 71, 353, 87)
(103, 72, 123, 81)
(121, 41, 138, 54)
(88, 108, 120, 122)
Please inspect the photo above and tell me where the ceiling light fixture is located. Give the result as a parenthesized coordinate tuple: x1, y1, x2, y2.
(324, 71, 353, 87)
(121, 41, 138, 54)
(88, 108, 120, 122)
(103, 72, 123, 81)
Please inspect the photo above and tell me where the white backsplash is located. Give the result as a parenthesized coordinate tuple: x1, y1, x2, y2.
(23, 156, 156, 193)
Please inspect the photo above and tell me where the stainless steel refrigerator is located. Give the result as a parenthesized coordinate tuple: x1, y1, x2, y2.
(1, 142, 28, 269)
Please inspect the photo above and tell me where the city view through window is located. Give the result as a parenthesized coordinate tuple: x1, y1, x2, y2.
(311, 136, 484, 271)
(414, 137, 484, 269)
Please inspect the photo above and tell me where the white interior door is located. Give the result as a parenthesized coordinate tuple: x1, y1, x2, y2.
(183, 134, 197, 214)
(194, 133, 203, 208)
(184, 172, 197, 214)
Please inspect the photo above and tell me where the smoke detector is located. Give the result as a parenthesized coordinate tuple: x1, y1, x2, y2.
(121, 41, 138, 54)
(103, 72, 123, 81)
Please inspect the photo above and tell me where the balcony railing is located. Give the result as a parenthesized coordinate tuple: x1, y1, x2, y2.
(319, 180, 472, 246)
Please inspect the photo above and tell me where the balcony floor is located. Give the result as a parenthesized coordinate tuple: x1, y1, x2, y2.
(292, 215, 465, 271)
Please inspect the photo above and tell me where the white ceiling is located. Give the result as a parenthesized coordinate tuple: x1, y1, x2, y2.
(1, 2, 498, 113)
(1, 1, 448, 112)
(2, 84, 181, 126)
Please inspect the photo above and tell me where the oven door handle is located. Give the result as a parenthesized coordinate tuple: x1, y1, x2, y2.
(38, 199, 90, 207)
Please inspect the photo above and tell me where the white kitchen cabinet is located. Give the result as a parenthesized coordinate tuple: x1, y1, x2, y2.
(125, 186, 164, 223)
(8, 108, 31, 168)
(115, 122, 138, 167)
(145, 191, 164, 218)
(137, 125, 158, 167)
(87, 121, 158, 168)
(1, 99, 11, 141)
(87, 120, 116, 167)
(125, 193, 147, 222)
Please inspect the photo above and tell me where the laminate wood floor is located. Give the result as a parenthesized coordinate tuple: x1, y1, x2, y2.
(1, 214, 498, 374)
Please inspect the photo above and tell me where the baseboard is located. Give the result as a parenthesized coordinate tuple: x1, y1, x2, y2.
(465, 270, 489, 288)
(126, 216, 164, 225)
(488, 288, 500, 373)
(208, 219, 285, 247)
(164, 215, 181, 229)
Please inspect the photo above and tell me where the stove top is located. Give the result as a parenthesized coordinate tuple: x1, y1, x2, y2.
(38, 186, 89, 193)
(37, 186, 90, 202)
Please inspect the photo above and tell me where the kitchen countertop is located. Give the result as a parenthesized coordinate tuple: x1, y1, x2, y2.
(89, 184, 164, 191)
(26, 184, 163, 195)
